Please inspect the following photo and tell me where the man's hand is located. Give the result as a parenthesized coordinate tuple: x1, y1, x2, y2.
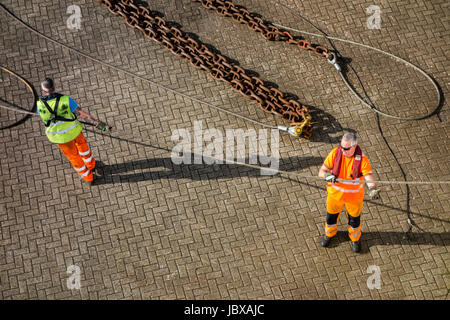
(96, 121, 112, 133)
(324, 172, 337, 183)
(368, 188, 380, 200)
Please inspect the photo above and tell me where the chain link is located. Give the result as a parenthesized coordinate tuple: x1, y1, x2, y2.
(97, 0, 324, 138)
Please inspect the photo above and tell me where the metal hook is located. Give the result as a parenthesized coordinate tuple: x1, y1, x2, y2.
(328, 53, 341, 72)
(278, 125, 303, 137)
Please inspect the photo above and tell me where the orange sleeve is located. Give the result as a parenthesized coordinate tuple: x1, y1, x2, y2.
(324, 148, 338, 169)
(361, 155, 373, 176)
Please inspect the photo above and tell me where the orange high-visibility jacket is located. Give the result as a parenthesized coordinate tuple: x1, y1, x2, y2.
(324, 147, 373, 202)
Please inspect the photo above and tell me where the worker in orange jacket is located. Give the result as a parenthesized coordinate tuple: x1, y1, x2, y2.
(37, 77, 111, 185)
(318, 132, 380, 253)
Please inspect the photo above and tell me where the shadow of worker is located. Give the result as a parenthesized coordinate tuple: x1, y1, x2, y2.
(92, 154, 324, 185)
(325, 230, 449, 254)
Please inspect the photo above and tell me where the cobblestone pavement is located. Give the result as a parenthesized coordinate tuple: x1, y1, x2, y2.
(0, 0, 449, 300)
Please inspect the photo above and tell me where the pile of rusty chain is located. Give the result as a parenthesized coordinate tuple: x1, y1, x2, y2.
(193, 0, 331, 59)
(96, 0, 334, 138)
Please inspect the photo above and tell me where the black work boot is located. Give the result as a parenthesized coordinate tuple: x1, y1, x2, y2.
(351, 240, 361, 253)
(320, 235, 332, 247)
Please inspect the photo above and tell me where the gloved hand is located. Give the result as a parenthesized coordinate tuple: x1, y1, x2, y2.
(368, 188, 380, 200)
(96, 121, 112, 133)
(324, 172, 337, 183)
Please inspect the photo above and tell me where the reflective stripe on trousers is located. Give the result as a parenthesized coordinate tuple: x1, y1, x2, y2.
(348, 225, 362, 242)
(325, 223, 338, 237)
(78, 147, 94, 168)
(79, 149, 90, 156)
(325, 212, 341, 238)
(74, 165, 87, 172)
(82, 154, 94, 164)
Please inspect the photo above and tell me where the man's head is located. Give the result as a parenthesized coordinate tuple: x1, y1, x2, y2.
(41, 77, 55, 94)
(340, 132, 358, 158)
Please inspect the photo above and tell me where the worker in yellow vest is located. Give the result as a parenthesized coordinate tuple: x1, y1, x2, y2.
(36, 77, 111, 185)
(318, 132, 380, 253)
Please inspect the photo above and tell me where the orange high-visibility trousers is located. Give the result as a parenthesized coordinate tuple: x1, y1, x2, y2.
(57, 132, 95, 182)
(324, 196, 363, 242)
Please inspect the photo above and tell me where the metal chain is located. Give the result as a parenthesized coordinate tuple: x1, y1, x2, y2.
(194, 0, 331, 59)
(96, 0, 317, 138)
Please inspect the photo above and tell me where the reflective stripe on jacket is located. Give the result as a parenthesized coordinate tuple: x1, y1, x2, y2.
(324, 147, 373, 202)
